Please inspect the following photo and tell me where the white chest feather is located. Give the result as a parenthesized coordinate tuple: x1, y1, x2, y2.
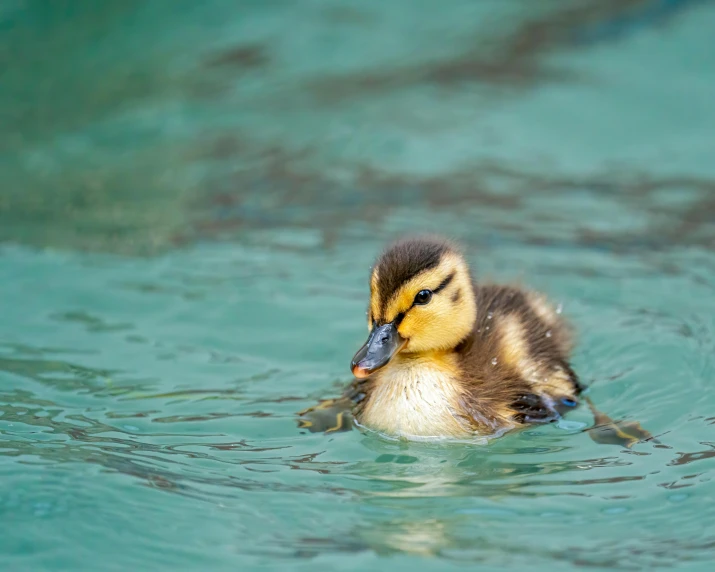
(358, 357, 470, 438)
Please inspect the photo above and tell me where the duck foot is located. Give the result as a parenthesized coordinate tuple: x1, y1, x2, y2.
(583, 396, 657, 448)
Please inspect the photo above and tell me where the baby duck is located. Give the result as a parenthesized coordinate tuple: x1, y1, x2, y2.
(299, 235, 654, 445)
(348, 235, 583, 439)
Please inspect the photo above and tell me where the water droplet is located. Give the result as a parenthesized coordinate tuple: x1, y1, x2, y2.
(485, 326, 490, 331)
(486, 312, 493, 320)
(476, 328, 481, 333)
(491, 357, 498, 366)
(545, 330, 552, 338)
(556, 303, 563, 314)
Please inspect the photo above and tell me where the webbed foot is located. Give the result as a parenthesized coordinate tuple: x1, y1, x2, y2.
(584, 396, 656, 448)
(297, 397, 354, 434)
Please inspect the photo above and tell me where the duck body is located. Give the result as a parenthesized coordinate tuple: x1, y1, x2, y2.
(348, 236, 583, 440)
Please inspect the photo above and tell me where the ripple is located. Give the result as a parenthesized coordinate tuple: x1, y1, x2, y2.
(2, 0, 715, 569)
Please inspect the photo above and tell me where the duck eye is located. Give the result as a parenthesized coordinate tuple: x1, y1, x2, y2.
(414, 289, 433, 305)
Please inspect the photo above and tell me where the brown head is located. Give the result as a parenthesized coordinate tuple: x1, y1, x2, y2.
(351, 236, 477, 378)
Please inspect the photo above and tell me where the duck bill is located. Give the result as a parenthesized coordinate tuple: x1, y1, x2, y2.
(350, 322, 406, 379)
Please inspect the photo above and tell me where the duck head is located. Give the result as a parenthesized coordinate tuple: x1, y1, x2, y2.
(351, 236, 477, 378)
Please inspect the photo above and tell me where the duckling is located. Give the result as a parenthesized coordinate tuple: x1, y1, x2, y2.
(299, 235, 653, 445)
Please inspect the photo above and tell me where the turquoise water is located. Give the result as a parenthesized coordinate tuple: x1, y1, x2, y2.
(2, 1, 715, 570)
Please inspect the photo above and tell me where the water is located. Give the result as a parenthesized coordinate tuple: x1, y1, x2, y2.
(2, 1, 715, 570)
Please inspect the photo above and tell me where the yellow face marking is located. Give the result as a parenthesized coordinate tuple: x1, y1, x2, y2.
(369, 267, 380, 329)
(382, 253, 461, 321)
(364, 253, 477, 354)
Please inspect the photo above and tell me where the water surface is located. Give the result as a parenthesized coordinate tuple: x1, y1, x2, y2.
(1, 1, 715, 570)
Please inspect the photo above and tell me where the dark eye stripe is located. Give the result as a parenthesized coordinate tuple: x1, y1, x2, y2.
(386, 272, 457, 325)
(433, 271, 455, 294)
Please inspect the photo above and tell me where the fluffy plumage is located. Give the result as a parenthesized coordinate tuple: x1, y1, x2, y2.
(358, 235, 581, 438)
(299, 235, 651, 445)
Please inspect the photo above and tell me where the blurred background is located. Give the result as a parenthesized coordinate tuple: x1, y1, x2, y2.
(1, 1, 714, 570)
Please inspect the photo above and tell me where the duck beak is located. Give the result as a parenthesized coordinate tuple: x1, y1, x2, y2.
(351, 322, 406, 379)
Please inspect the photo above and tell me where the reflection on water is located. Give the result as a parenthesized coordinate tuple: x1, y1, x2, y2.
(2, 0, 715, 571)
(3, 0, 715, 255)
